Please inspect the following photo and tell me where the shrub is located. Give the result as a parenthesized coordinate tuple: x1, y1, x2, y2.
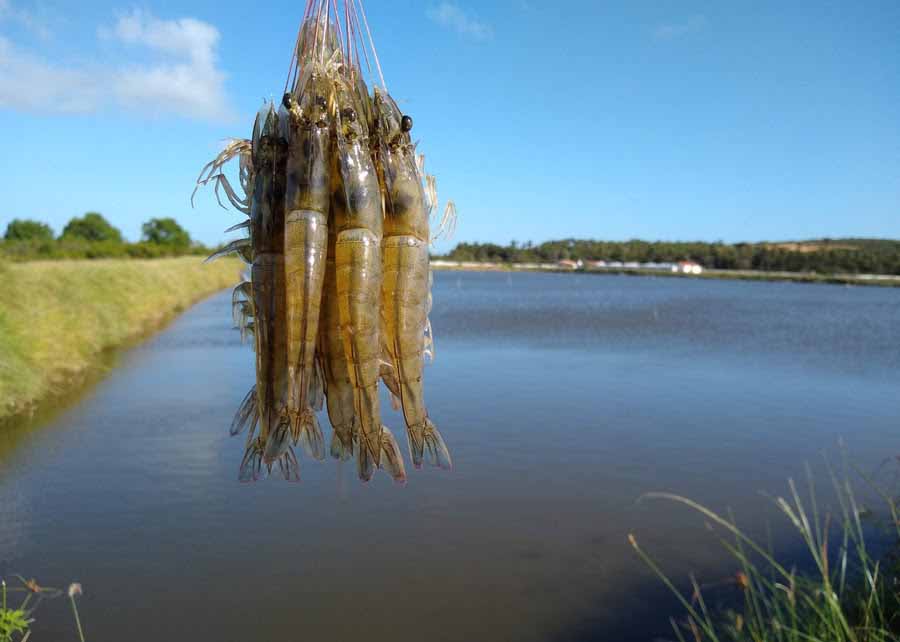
(3, 219, 54, 242)
(61, 212, 123, 243)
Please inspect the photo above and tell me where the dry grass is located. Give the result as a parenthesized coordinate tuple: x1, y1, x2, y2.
(0, 257, 241, 419)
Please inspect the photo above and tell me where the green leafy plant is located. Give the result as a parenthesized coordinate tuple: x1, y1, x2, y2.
(0, 580, 32, 642)
(0, 607, 31, 642)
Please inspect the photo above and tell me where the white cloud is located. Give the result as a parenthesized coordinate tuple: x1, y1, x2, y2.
(101, 10, 220, 67)
(0, 0, 53, 39)
(0, 36, 102, 114)
(427, 2, 493, 41)
(0, 9, 235, 122)
(654, 15, 707, 40)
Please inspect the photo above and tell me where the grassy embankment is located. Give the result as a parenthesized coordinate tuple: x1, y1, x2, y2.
(0, 257, 241, 421)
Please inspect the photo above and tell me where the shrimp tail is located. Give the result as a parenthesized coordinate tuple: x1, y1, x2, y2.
(274, 446, 301, 482)
(263, 417, 292, 465)
(230, 386, 258, 436)
(356, 426, 407, 483)
(240, 436, 300, 483)
(239, 438, 264, 483)
(329, 420, 355, 461)
(408, 418, 452, 471)
(356, 438, 376, 483)
(292, 410, 325, 461)
(379, 425, 407, 484)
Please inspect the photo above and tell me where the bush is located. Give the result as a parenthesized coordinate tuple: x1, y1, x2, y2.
(61, 212, 123, 243)
(141, 217, 192, 249)
(3, 219, 54, 242)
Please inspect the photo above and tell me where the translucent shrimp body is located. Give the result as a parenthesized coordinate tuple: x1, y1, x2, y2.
(282, 69, 331, 461)
(238, 105, 300, 481)
(374, 89, 451, 470)
(332, 76, 405, 483)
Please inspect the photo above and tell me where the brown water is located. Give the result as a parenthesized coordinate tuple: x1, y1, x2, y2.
(1, 272, 899, 641)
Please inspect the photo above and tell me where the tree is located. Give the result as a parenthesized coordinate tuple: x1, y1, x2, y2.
(61, 212, 123, 243)
(141, 217, 191, 248)
(4, 219, 54, 241)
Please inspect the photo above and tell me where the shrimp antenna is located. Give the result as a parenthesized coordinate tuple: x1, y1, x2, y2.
(349, 0, 373, 80)
(344, 0, 352, 69)
(327, 0, 345, 63)
(286, 0, 316, 94)
(354, 0, 387, 91)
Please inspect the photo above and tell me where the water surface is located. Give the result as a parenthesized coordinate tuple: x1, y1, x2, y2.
(2, 272, 899, 641)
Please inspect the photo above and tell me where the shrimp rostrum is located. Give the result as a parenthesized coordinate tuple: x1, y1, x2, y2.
(194, 0, 453, 482)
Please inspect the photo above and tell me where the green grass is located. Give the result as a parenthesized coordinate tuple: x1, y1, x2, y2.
(630, 457, 900, 641)
(0, 257, 241, 420)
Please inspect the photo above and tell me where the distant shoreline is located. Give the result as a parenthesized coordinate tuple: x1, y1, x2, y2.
(430, 260, 900, 287)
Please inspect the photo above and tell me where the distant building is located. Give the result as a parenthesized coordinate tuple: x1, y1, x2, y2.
(675, 261, 703, 275)
(557, 259, 580, 270)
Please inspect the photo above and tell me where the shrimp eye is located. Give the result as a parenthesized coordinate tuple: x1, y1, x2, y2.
(315, 95, 327, 110)
(282, 93, 293, 109)
(401, 115, 413, 132)
(341, 107, 357, 122)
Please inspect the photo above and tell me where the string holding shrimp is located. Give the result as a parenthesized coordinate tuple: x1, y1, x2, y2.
(193, 0, 456, 483)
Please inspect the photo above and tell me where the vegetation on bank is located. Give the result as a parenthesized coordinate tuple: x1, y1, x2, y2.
(631, 458, 900, 641)
(2, 213, 212, 262)
(0, 257, 241, 420)
(437, 239, 900, 275)
(1, 577, 86, 642)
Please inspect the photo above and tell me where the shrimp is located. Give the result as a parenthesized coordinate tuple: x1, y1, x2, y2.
(374, 88, 451, 470)
(246, 105, 300, 480)
(197, 0, 454, 483)
(196, 104, 299, 481)
(281, 66, 331, 461)
(329, 74, 405, 482)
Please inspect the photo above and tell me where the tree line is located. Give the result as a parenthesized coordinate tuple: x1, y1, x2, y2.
(435, 238, 900, 275)
(1, 213, 210, 261)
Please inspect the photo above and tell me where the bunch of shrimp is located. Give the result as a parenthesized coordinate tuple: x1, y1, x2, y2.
(194, 0, 456, 484)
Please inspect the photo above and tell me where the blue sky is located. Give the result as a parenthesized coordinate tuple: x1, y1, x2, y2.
(1, 1, 898, 252)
